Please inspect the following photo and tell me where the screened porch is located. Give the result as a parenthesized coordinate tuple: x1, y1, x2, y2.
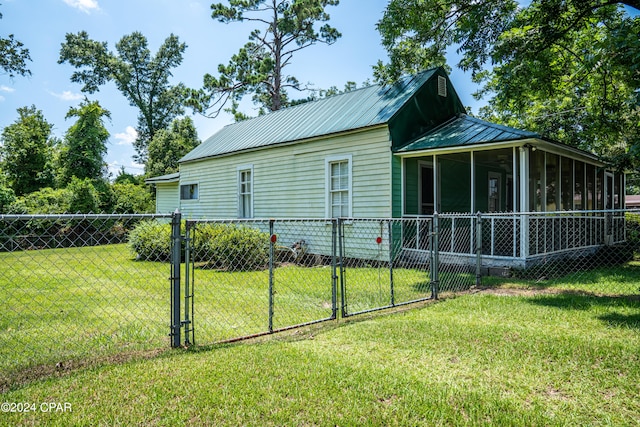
(398, 141, 626, 267)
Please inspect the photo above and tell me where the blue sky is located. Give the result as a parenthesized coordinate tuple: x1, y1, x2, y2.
(0, 0, 485, 177)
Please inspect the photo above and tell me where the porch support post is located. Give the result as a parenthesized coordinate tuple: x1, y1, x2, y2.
(470, 151, 475, 214)
(519, 146, 530, 259)
(433, 154, 438, 213)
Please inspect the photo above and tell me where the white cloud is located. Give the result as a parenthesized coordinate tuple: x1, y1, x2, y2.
(48, 90, 83, 101)
(114, 126, 138, 146)
(0, 85, 16, 93)
(63, 0, 100, 14)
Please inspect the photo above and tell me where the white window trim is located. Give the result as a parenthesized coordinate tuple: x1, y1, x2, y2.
(179, 182, 199, 201)
(325, 154, 353, 219)
(237, 164, 254, 218)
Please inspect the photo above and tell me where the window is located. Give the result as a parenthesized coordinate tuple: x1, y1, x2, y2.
(326, 155, 352, 218)
(238, 165, 253, 218)
(180, 183, 198, 200)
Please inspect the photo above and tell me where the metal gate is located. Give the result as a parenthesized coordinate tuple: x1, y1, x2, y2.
(177, 218, 339, 346)
(170, 215, 474, 347)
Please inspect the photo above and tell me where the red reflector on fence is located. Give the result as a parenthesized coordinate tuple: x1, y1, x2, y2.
(270, 234, 277, 243)
(376, 237, 382, 244)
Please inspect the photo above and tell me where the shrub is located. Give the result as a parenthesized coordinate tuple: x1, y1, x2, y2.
(200, 224, 269, 271)
(112, 183, 154, 214)
(7, 187, 71, 214)
(128, 220, 173, 261)
(67, 177, 100, 213)
(128, 221, 269, 270)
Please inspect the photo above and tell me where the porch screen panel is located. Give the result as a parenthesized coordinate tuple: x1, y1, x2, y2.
(561, 157, 572, 210)
(438, 152, 470, 213)
(529, 149, 544, 211)
(615, 173, 623, 209)
(574, 161, 584, 210)
(546, 153, 559, 211)
(586, 164, 595, 210)
(474, 148, 514, 212)
(596, 169, 604, 210)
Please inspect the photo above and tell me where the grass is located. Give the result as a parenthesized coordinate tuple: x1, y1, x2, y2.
(1, 244, 435, 381)
(1, 290, 639, 426)
(2, 244, 640, 425)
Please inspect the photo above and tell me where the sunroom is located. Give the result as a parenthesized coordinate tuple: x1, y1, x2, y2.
(396, 114, 626, 268)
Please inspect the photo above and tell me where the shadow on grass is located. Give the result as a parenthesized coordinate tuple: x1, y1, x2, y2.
(526, 292, 640, 329)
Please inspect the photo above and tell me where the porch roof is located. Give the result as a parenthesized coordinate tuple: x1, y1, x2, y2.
(395, 114, 537, 153)
(145, 172, 180, 184)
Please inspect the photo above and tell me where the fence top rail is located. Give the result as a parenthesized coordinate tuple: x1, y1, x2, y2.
(404, 209, 637, 219)
(0, 213, 173, 221)
(185, 217, 339, 225)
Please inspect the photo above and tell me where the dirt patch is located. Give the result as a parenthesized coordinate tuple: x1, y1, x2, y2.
(472, 287, 563, 297)
(0, 348, 169, 393)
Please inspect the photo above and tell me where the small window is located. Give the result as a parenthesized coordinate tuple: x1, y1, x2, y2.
(238, 166, 253, 218)
(326, 155, 352, 218)
(180, 183, 198, 200)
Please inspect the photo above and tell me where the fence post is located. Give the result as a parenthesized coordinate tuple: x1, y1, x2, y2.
(338, 218, 347, 318)
(170, 210, 182, 348)
(331, 219, 338, 320)
(268, 219, 275, 333)
(183, 222, 193, 346)
(431, 212, 440, 300)
(476, 212, 482, 287)
(388, 220, 395, 306)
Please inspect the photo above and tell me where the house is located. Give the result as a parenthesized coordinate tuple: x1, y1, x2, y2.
(626, 195, 640, 208)
(147, 67, 626, 268)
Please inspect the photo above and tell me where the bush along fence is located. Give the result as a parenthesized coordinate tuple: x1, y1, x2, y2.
(2, 210, 639, 386)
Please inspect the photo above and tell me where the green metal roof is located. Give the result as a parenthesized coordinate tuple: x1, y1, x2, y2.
(145, 172, 180, 184)
(395, 114, 539, 153)
(180, 69, 441, 163)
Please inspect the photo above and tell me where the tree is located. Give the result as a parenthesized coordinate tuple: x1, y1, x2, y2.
(189, 0, 341, 118)
(145, 117, 200, 178)
(0, 106, 56, 196)
(57, 99, 111, 186)
(67, 177, 100, 213)
(478, 8, 640, 164)
(375, 0, 640, 167)
(0, 171, 15, 213)
(114, 166, 144, 185)
(58, 31, 188, 163)
(0, 5, 31, 78)
(111, 183, 154, 214)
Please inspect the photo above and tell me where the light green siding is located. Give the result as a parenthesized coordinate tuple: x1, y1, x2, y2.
(391, 155, 403, 217)
(404, 158, 420, 215)
(178, 126, 392, 219)
(155, 182, 179, 214)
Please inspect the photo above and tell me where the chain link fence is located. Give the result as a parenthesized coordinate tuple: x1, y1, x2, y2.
(183, 219, 337, 345)
(448, 210, 640, 295)
(3, 209, 639, 386)
(0, 214, 172, 388)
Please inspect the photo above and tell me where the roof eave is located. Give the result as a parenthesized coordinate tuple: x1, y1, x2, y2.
(394, 138, 536, 158)
(145, 172, 180, 184)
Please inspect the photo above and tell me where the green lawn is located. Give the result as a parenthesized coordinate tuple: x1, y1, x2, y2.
(1, 244, 436, 382)
(1, 289, 639, 426)
(2, 244, 640, 425)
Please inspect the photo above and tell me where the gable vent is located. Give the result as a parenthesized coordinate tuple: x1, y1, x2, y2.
(437, 75, 447, 97)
